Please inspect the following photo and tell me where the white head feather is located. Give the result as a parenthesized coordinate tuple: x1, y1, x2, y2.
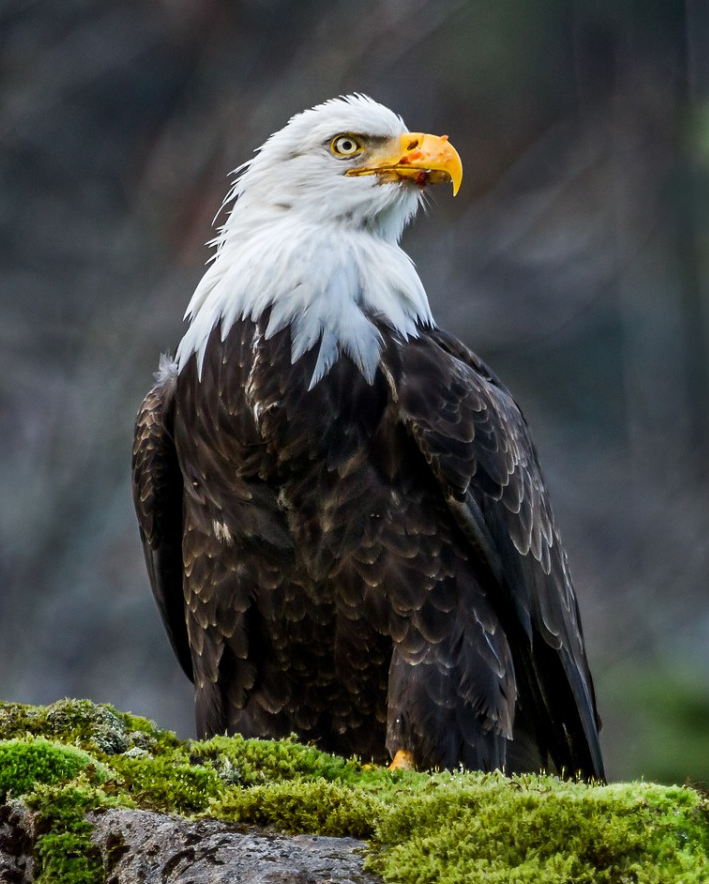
(176, 94, 436, 387)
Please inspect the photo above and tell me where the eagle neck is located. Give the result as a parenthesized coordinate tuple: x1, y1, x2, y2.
(176, 214, 434, 388)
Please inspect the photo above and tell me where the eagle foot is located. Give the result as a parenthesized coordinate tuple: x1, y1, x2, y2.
(388, 749, 416, 771)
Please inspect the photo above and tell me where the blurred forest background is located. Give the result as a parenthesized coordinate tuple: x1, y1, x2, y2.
(2, 0, 709, 784)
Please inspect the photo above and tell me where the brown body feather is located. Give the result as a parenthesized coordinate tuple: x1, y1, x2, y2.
(132, 314, 604, 778)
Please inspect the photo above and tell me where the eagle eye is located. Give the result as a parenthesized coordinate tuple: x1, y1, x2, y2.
(330, 134, 364, 158)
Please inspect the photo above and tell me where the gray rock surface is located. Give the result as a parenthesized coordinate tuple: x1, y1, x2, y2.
(0, 801, 380, 883)
(89, 808, 378, 884)
(0, 802, 34, 884)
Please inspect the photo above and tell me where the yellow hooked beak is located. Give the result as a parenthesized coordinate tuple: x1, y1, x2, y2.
(346, 132, 463, 196)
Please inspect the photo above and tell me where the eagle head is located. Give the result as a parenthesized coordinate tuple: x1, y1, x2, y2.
(235, 94, 462, 237)
(177, 95, 463, 385)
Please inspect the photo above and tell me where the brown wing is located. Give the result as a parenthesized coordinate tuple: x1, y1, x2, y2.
(132, 364, 193, 682)
(384, 328, 604, 779)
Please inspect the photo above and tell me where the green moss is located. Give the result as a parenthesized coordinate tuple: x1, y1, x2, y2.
(0, 698, 182, 759)
(25, 781, 122, 884)
(210, 776, 381, 838)
(1, 700, 708, 884)
(369, 773, 709, 884)
(35, 831, 103, 884)
(192, 731, 378, 787)
(0, 737, 107, 801)
(109, 751, 223, 813)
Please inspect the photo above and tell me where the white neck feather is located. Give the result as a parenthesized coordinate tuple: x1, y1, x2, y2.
(176, 207, 434, 388)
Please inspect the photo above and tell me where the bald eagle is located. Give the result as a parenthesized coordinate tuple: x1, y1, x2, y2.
(132, 95, 604, 779)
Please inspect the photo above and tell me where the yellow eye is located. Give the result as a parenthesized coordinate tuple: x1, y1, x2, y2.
(330, 134, 364, 157)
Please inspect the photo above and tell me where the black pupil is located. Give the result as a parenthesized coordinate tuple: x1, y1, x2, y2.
(340, 139, 353, 152)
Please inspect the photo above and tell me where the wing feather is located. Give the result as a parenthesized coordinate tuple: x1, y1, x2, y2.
(385, 328, 604, 779)
(132, 365, 193, 681)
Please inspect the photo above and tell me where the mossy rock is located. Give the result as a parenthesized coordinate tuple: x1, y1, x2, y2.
(0, 737, 107, 802)
(0, 698, 708, 884)
(370, 774, 709, 883)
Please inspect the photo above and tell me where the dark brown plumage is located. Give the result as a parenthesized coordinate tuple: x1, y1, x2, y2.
(132, 95, 603, 778)
(133, 314, 603, 777)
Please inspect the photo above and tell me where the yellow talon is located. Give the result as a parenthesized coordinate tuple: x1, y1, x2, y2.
(389, 749, 416, 771)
